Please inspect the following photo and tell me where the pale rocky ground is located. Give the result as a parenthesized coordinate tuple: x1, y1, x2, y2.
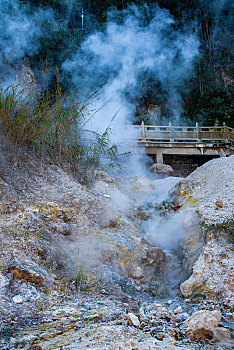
(171, 156, 234, 308)
(0, 155, 233, 349)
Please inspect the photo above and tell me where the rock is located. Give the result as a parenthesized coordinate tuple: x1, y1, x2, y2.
(18, 335, 37, 346)
(9, 338, 18, 347)
(55, 223, 72, 236)
(182, 312, 190, 319)
(40, 333, 50, 340)
(143, 246, 167, 271)
(212, 327, 231, 342)
(184, 309, 231, 342)
(185, 309, 221, 330)
(94, 170, 113, 183)
(148, 303, 166, 313)
(150, 163, 174, 175)
(127, 264, 144, 279)
(174, 306, 182, 314)
(215, 199, 223, 208)
(6, 256, 53, 289)
(180, 240, 234, 307)
(148, 283, 170, 298)
(155, 332, 165, 340)
(126, 313, 140, 327)
(13, 295, 24, 304)
(0, 272, 8, 292)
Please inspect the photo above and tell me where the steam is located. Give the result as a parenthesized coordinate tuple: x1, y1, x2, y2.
(142, 211, 188, 250)
(63, 5, 199, 143)
(0, 0, 54, 87)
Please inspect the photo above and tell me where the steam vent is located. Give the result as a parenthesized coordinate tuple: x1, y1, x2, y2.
(0, 1, 233, 350)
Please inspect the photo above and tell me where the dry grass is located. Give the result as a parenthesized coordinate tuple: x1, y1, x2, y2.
(0, 83, 118, 171)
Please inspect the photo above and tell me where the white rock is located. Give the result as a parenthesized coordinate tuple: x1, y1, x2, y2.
(183, 312, 190, 319)
(150, 163, 174, 175)
(174, 306, 182, 314)
(185, 309, 222, 329)
(126, 313, 140, 327)
(13, 295, 24, 304)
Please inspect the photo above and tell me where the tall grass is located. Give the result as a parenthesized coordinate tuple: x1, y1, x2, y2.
(0, 83, 118, 170)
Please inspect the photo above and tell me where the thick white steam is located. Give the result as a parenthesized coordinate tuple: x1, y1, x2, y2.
(63, 5, 199, 145)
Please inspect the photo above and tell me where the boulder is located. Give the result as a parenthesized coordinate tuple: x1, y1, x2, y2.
(150, 163, 174, 175)
(184, 310, 231, 342)
(143, 246, 167, 272)
(180, 240, 234, 308)
(6, 256, 53, 289)
(126, 313, 140, 327)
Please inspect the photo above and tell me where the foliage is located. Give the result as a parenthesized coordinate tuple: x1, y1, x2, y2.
(2, 0, 234, 128)
(0, 82, 118, 170)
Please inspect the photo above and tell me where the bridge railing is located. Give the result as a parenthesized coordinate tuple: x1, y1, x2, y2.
(127, 122, 234, 143)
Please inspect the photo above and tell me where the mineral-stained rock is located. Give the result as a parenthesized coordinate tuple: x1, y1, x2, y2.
(215, 199, 223, 208)
(126, 313, 140, 327)
(150, 163, 174, 175)
(212, 326, 232, 342)
(6, 256, 53, 289)
(180, 240, 234, 308)
(143, 246, 167, 271)
(184, 309, 231, 342)
(127, 264, 144, 279)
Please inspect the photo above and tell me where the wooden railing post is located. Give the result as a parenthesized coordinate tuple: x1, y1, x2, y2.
(196, 122, 200, 142)
(223, 122, 229, 143)
(169, 122, 174, 142)
(141, 121, 146, 140)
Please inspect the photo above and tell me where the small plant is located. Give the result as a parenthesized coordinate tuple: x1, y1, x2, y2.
(70, 266, 88, 292)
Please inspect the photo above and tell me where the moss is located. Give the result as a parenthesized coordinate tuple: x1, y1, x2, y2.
(202, 215, 234, 244)
(185, 197, 203, 207)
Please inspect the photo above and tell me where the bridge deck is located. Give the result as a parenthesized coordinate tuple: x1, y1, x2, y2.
(127, 123, 234, 164)
(128, 123, 234, 143)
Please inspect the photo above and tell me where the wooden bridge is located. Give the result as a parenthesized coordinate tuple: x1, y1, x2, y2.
(127, 122, 234, 174)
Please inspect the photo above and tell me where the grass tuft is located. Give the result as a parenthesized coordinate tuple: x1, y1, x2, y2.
(0, 82, 118, 171)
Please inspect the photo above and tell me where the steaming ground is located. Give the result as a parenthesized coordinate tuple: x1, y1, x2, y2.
(0, 157, 233, 349)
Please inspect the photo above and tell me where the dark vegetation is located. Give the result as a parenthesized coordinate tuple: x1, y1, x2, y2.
(18, 0, 233, 127)
(0, 0, 233, 172)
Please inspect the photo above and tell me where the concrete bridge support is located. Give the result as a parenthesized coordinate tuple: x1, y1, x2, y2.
(139, 141, 233, 176)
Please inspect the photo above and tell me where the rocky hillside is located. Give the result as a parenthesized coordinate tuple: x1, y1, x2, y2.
(0, 155, 233, 349)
